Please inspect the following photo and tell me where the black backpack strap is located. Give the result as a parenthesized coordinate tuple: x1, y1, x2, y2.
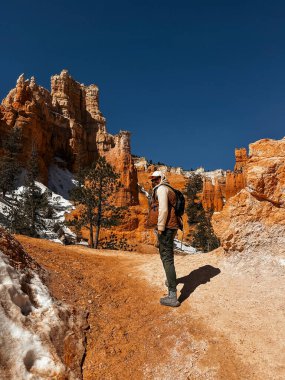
(160, 183, 175, 191)
(153, 184, 175, 199)
(154, 183, 176, 207)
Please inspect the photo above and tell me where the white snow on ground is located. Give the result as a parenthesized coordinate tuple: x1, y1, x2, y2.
(48, 163, 76, 199)
(279, 258, 285, 266)
(0, 250, 66, 379)
(174, 238, 197, 254)
(0, 166, 76, 243)
(203, 169, 226, 184)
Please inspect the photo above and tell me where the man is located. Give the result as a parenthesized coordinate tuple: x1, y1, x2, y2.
(147, 170, 181, 307)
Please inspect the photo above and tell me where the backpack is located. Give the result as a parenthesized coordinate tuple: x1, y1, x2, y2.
(155, 184, 185, 217)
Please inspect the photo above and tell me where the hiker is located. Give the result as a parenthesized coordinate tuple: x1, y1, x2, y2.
(147, 170, 182, 307)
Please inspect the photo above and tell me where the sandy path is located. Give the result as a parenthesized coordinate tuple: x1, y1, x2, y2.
(137, 250, 285, 380)
(17, 236, 285, 380)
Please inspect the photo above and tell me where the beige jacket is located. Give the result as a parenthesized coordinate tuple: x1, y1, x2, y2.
(156, 185, 173, 231)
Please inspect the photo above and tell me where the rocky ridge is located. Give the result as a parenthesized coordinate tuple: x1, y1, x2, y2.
(3, 71, 281, 254)
(134, 148, 247, 213)
(212, 137, 285, 255)
(0, 70, 138, 206)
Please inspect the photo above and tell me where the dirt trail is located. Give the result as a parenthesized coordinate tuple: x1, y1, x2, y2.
(17, 236, 285, 380)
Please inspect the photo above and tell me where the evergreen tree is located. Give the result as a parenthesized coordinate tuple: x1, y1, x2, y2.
(185, 174, 204, 224)
(185, 174, 219, 252)
(6, 148, 49, 237)
(192, 219, 220, 252)
(0, 127, 22, 197)
(4, 193, 28, 234)
(68, 156, 124, 248)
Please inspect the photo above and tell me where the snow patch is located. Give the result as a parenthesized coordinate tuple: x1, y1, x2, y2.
(0, 250, 67, 379)
(0, 171, 76, 243)
(48, 164, 76, 199)
(174, 239, 197, 254)
(279, 258, 285, 266)
(203, 169, 225, 184)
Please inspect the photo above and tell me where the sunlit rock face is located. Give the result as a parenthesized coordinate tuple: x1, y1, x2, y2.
(212, 138, 285, 254)
(201, 148, 247, 212)
(234, 147, 247, 171)
(224, 171, 246, 200)
(102, 131, 139, 206)
(0, 227, 86, 379)
(0, 70, 138, 206)
(201, 177, 225, 212)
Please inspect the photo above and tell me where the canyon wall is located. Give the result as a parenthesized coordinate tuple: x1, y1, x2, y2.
(134, 150, 247, 214)
(4, 71, 276, 252)
(212, 138, 285, 255)
(133, 151, 248, 248)
(201, 148, 247, 212)
(0, 71, 138, 206)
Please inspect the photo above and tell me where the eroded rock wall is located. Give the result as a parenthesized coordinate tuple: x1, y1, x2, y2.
(212, 138, 285, 255)
(0, 71, 138, 206)
(103, 131, 138, 205)
(201, 148, 247, 212)
(234, 147, 247, 171)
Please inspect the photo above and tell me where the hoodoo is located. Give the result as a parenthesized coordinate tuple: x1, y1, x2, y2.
(0, 70, 138, 206)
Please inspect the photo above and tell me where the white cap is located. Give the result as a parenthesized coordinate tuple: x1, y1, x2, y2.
(149, 170, 163, 178)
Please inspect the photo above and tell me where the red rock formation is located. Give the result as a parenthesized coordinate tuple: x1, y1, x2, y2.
(201, 149, 247, 212)
(246, 138, 285, 204)
(201, 178, 215, 211)
(103, 131, 139, 206)
(201, 177, 225, 212)
(0, 70, 138, 206)
(225, 171, 246, 200)
(213, 178, 225, 211)
(212, 137, 285, 254)
(234, 147, 248, 171)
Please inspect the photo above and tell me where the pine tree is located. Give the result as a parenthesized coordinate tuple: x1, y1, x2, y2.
(0, 127, 22, 197)
(185, 174, 204, 224)
(7, 148, 49, 237)
(68, 156, 124, 248)
(192, 219, 220, 252)
(185, 174, 219, 252)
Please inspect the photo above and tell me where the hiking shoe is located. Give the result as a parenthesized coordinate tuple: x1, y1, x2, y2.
(160, 291, 180, 307)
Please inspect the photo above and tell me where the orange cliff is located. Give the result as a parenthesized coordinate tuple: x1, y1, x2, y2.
(234, 147, 247, 171)
(212, 137, 285, 255)
(133, 152, 248, 248)
(201, 177, 225, 212)
(201, 148, 247, 212)
(0, 70, 138, 206)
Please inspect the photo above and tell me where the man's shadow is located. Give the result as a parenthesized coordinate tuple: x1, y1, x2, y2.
(177, 265, 221, 303)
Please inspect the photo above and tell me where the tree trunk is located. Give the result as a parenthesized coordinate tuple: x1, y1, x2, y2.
(94, 224, 100, 249)
(89, 224, 94, 248)
(94, 187, 102, 249)
(88, 207, 94, 248)
(31, 207, 35, 236)
(31, 186, 36, 237)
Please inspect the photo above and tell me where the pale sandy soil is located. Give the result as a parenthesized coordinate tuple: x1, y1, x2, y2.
(17, 236, 285, 380)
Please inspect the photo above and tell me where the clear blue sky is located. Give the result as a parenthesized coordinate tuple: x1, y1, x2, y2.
(1, 0, 285, 170)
